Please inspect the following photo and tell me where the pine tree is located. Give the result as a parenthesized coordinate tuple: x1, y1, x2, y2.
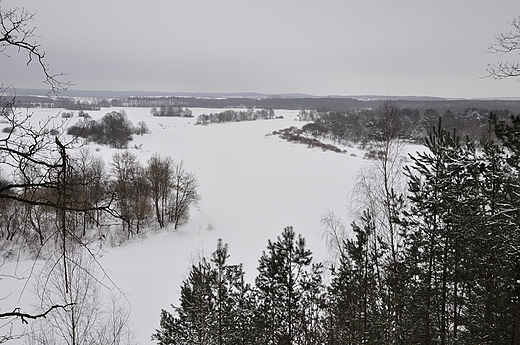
(297, 262, 326, 345)
(254, 226, 321, 345)
(153, 257, 215, 345)
(403, 121, 474, 344)
(327, 211, 380, 345)
(210, 239, 255, 345)
(403, 117, 520, 343)
(153, 239, 253, 345)
(470, 116, 520, 344)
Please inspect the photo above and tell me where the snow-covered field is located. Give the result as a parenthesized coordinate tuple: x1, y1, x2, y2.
(3, 107, 368, 345)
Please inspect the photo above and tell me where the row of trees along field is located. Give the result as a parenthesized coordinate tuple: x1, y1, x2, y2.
(154, 110, 520, 345)
(151, 106, 193, 117)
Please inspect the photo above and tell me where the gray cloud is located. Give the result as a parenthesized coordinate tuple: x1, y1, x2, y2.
(3, 0, 520, 98)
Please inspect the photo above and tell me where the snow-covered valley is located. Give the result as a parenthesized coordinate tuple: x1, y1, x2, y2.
(3, 107, 368, 345)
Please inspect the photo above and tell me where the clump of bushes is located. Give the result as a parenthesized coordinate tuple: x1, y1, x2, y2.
(151, 106, 193, 117)
(62, 110, 91, 119)
(273, 127, 344, 153)
(67, 110, 144, 149)
(78, 110, 91, 118)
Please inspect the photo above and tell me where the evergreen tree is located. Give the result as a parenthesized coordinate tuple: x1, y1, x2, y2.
(210, 239, 255, 345)
(254, 226, 321, 345)
(153, 239, 252, 345)
(327, 211, 380, 345)
(470, 116, 520, 344)
(297, 262, 326, 345)
(403, 118, 520, 343)
(404, 122, 476, 344)
(153, 256, 215, 345)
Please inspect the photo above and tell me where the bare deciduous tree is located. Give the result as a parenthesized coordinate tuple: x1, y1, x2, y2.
(135, 121, 149, 136)
(169, 160, 200, 230)
(27, 247, 135, 345)
(146, 154, 172, 229)
(351, 99, 408, 340)
(320, 209, 347, 265)
(0, 3, 111, 340)
(69, 148, 109, 236)
(111, 151, 151, 235)
(1, 4, 69, 92)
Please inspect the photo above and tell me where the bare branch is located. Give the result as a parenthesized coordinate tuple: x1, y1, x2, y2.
(485, 16, 520, 81)
(0, 5, 70, 93)
(485, 61, 520, 80)
(0, 304, 74, 324)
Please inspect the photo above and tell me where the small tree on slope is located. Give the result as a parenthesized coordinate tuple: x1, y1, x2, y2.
(153, 239, 253, 345)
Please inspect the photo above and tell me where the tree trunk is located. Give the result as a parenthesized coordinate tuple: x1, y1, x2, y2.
(514, 304, 520, 345)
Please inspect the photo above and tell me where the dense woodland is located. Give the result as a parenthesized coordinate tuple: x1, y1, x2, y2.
(154, 112, 520, 345)
(295, 104, 514, 144)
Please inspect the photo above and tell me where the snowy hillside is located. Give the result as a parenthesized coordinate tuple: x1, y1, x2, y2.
(4, 107, 367, 345)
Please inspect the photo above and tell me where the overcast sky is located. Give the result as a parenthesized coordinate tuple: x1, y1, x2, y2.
(3, 0, 520, 98)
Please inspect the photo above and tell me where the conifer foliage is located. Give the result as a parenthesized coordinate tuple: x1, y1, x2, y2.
(153, 229, 323, 345)
(153, 239, 253, 345)
(255, 226, 324, 345)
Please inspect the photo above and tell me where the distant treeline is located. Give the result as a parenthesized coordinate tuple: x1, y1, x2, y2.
(11, 93, 520, 115)
(110, 96, 520, 114)
(295, 106, 516, 144)
(120, 96, 370, 111)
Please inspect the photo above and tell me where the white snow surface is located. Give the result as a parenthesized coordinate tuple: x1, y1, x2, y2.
(2, 107, 368, 345)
